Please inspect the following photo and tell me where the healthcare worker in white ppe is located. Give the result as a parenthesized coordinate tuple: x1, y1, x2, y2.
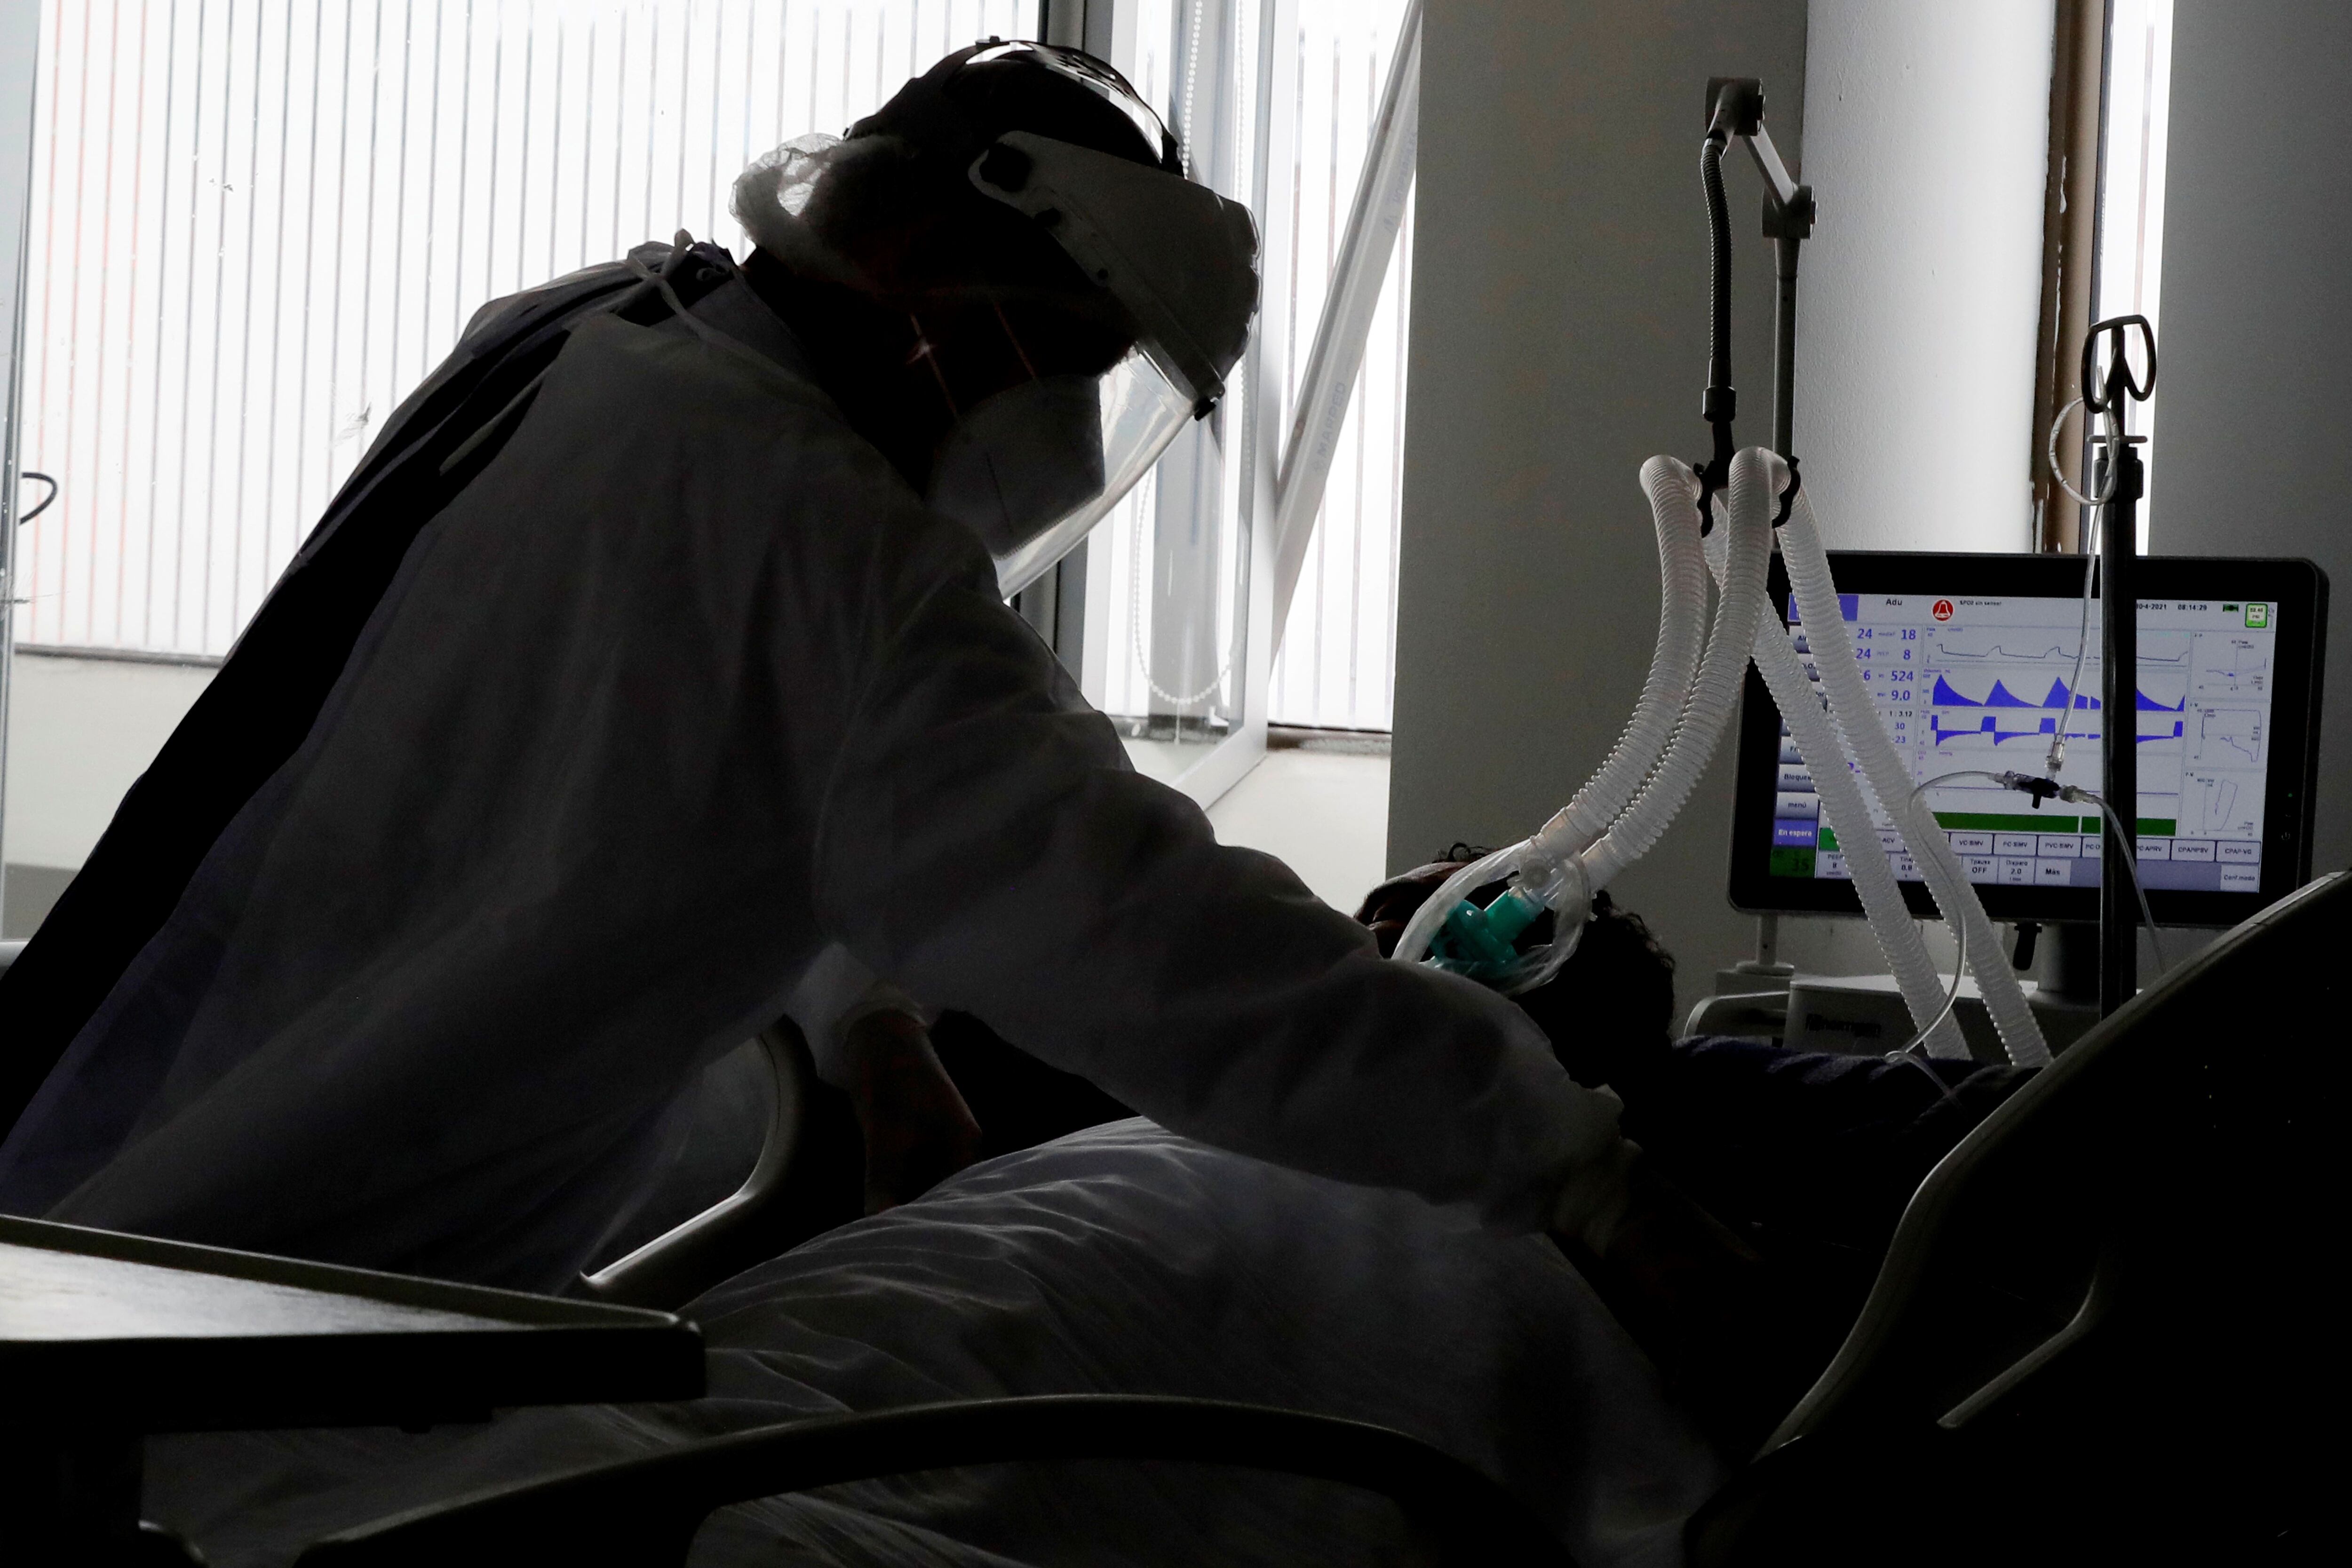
(0, 43, 1644, 1295)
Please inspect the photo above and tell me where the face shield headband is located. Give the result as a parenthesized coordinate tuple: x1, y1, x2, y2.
(967, 129, 1257, 415)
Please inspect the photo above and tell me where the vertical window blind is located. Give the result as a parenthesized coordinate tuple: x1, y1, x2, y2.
(15, 0, 1414, 736)
(1262, 0, 1411, 732)
(15, 0, 1030, 658)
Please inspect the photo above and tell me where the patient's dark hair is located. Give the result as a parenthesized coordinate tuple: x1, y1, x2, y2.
(1518, 890, 1677, 1087)
(1354, 847, 1677, 1088)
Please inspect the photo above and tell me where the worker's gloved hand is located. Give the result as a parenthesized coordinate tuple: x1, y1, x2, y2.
(841, 1008, 984, 1214)
(1551, 1142, 1794, 1456)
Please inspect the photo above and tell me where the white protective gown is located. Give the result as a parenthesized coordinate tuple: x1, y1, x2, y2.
(0, 268, 1618, 1289)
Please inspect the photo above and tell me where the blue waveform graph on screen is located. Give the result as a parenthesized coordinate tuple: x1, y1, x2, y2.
(1930, 714, 2064, 746)
(1926, 669, 2188, 750)
(1928, 675, 2099, 710)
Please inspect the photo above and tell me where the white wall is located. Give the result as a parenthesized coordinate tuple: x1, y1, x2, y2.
(2153, 0, 2352, 877)
(1794, 0, 2056, 552)
(3, 653, 211, 933)
(1390, 0, 1809, 1021)
(1208, 747, 1390, 916)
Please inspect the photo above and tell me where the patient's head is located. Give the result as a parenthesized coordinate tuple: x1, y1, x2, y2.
(1355, 847, 1677, 1087)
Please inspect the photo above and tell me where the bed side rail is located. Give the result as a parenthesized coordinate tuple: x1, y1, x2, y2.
(577, 1024, 816, 1309)
(291, 1394, 1575, 1568)
(1687, 869, 2349, 1564)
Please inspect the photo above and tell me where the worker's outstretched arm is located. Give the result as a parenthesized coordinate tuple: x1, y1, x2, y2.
(811, 543, 1623, 1231)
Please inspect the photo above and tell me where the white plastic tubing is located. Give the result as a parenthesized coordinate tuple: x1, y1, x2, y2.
(1578, 448, 1775, 888)
(1778, 482, 2050, 1068)
(1713, 473, 1969, 1058)
(1392, 445, 2050, 1070)
(1390, 447, 1774, 990)
(1534, 457, 1713, 879)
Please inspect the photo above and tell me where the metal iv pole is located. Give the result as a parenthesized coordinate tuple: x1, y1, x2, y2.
(2084, 314, 2157, 1015)
(1700, 77, 1813, 983)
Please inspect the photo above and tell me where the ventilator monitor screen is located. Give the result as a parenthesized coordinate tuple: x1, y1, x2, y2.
(1726, 552, 2328, 927)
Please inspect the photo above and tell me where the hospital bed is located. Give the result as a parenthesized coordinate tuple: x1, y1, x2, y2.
(8, 872, 2339, 1563)
(281, 868, 2346, 1563)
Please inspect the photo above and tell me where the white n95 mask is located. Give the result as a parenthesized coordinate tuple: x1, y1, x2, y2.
(926, 374, 1108, 560)
(938, 345, 1197, 598)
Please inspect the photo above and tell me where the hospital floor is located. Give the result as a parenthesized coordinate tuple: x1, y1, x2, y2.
(1204, 743, 1392, 916)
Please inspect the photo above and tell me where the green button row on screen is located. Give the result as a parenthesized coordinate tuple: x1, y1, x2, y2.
(1927, 812, 2095, 833)
(1815, 816, 2180, 854)
(1927, 813, 2179, 837)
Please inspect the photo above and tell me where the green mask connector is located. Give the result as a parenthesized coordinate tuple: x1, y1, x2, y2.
(1431, 884, 1548, 978)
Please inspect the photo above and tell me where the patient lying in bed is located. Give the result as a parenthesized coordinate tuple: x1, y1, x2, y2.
(147, 1120, 1725, 1568)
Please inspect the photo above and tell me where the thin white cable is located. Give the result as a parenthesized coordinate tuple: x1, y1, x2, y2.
(2048, 502, 2100, 779)
(2045, 396, 2122, 778)
(1881, 914, 1973, 1113)
(2047, 396, 2122, 510)
(2068, 785, 2170, 978)
(2045, 397, 2132, 780)
(1889, 911, 1968, 1068)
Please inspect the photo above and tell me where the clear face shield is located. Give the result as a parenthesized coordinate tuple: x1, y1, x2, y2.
(959, 107, 1258, 596)
(732, 42, 1260, 597)
(926, 346, 1197, 597)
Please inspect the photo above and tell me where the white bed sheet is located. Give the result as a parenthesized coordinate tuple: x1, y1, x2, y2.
(147, 1120, 1723, 1566)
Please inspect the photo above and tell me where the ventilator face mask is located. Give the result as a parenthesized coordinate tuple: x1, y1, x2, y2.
(731, 40, 1259, 597)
